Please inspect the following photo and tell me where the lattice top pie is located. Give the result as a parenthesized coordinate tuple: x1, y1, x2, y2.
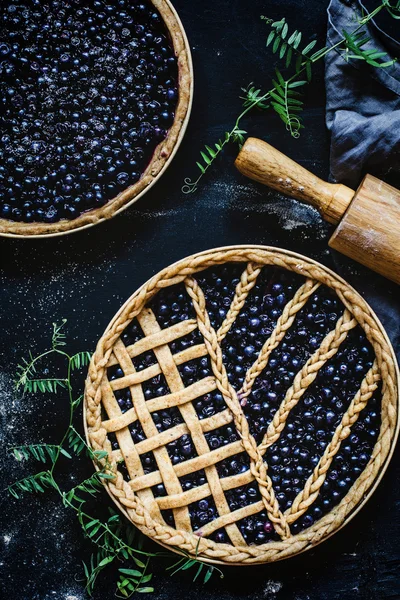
(85, 246, 399, 564)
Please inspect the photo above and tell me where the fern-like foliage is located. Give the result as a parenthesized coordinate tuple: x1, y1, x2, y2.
(264, 17, 319, 80)
(240, 84, 270, 110)
(52, 319, 67, 348)
(70, 351, 92, 371)
(11, 443, 71, 463)
(342, 30, 397, 67)
(21, 377, 69, 394)
(270, 69, 306, 137)
(83, 551, 115, 596)
(8, 471, 55, 499)
(116, 564, 153, 597)
(67, 426, 88, 455)
(167, 541, 224, 584)
(64, 471, 112, 509)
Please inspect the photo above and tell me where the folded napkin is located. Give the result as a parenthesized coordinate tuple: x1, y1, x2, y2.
(325, 0, 400, 188)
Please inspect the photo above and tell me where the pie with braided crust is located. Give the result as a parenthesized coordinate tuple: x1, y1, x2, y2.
(84, 246, 399, 564)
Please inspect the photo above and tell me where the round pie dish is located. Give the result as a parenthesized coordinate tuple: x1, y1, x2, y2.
(84, 246, 399, 564)
(0, 0, 193, 238)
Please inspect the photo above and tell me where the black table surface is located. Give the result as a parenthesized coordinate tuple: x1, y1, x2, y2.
(1, 1, 399, 599)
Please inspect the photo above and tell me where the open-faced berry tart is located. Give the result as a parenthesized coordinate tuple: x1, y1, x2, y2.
(85, 246, 399, 564)
(0, 0, 192, 237)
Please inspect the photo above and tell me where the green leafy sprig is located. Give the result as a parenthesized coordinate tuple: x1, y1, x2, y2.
(8, 321, 224, 596)
(166, 542, 224, 584)
(183, 2, 398, 193)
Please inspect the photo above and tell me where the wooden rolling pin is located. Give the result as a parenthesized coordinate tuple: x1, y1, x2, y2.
(235, 137, 400, 285)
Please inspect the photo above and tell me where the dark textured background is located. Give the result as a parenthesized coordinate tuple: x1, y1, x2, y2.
(1, 1, 399, 599)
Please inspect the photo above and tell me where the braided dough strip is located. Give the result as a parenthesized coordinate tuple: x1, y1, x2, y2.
(239, 279, 320, 400)
(286, 362, 381, 524)
(259, 309, 357, 452)
(216, 262, 262, 342)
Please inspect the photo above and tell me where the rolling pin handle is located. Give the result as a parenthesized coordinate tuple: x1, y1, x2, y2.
(235, 137, 355, 225)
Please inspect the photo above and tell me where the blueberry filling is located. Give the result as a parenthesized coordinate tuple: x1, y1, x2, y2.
(114, 388, 133, 413)
(237, 510, 278, 544)
(149, 283, 196, 329)
(196, 264, 248, 330)
(129, 420, 147, 444)
(107, 265, 382, 544)
(0, 0, 179, 224)
(189, 496, 218, 532)
(121, 318, 145, 347)
(204, 424, 239, 449)
(151, 407, 183, 432)
(141, 372, 169, 400)
(193, 389, 226, 420)
(179, 469, 207, 491)
(177, 356, 212, 386)
(217, 452, 251, 478)
(170, 329, 204, 355)
(166, 434, 197, 464)
(140, 451, 157, 474)
(241, 286, 344, 443)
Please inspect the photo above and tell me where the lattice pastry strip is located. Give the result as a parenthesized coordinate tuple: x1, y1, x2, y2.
(99, 371, 162, 522)
(112, 339, 191, 530)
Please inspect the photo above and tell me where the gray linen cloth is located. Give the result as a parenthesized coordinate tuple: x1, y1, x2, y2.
(325, 0, 400, 188)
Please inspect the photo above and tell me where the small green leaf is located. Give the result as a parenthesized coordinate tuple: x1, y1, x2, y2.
(181, 560, 196, 570)
(205, 145, 216, 158)
(133, 557, 146, 569)
(204, 569, 213, 583)
(302, 40, 317, 55)
(200, 151, 211, 166)
(279, 41, 287, 59)
(193, 563, 204, 582)
(285, 47, 293, 68)
(119, 569, 143, 577)
(294, 31, 302, 49)
(137, 588, 154, 593)
(275, 69, 285, 86)
(13, 449, 22, 461)
(288, 80, 307, 88)
(266, 31, 275, 47)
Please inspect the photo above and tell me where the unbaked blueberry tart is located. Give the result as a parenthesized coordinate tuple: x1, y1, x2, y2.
(85, 246, 399, 564)
(0, 0, 192, 237)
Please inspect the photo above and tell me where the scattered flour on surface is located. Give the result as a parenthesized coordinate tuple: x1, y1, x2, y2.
(211, 181, 328, 239)
(263, 580, 283, 597)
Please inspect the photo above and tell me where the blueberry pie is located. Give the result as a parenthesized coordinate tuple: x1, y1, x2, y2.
(0, 0, 192, 237)
(85, 246, 399, 563)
